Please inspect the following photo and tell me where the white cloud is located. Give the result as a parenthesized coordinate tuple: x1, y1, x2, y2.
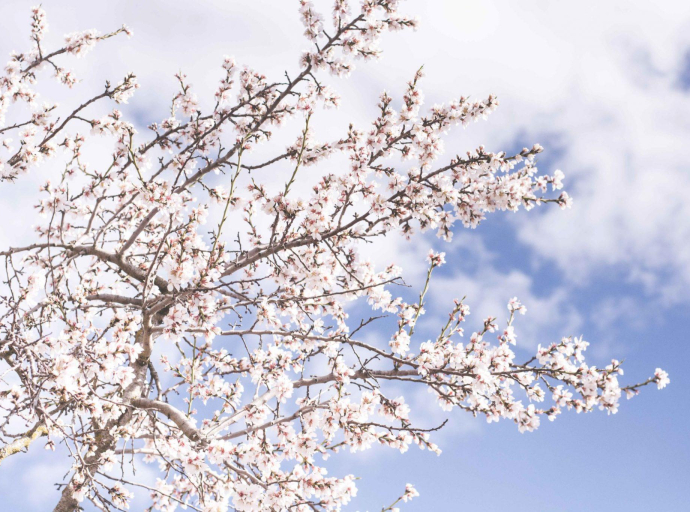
(405, 0, 690, 304)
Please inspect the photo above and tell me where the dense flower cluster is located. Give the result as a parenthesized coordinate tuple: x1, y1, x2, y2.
(0, 3, 666, 512)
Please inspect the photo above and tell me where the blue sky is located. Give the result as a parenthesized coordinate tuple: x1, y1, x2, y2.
(0, 1, 689, 510)
(335, 215, 690, 511)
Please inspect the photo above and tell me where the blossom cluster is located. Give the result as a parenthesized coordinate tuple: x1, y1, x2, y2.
(0, 3, 667, 512)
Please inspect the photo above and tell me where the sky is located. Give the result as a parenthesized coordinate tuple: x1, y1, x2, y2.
(0, 1, 689, 510)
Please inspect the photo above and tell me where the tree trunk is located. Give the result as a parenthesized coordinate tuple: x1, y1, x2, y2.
(52, 322, 154, 511)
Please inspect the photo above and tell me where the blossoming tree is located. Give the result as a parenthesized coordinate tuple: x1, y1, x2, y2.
(0, 3, 669, 511)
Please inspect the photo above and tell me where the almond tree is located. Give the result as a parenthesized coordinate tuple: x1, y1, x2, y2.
(0, 3, 669, 511)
